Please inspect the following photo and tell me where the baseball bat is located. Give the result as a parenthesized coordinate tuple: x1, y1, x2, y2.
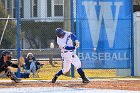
(0, 15, 10, 45)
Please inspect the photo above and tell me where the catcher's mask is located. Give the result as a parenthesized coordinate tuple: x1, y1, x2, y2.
(56, 28, 66, 38)
(1, 50, 12, 60)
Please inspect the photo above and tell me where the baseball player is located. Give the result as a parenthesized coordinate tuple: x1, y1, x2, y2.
(52, 28, 90, 83)
(0, 50, 21, 83)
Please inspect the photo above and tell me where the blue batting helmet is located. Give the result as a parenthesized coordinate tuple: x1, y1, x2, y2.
(56, 28, 66, 38)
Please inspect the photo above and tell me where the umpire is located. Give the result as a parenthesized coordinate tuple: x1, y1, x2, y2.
(0, 50, 21, 83)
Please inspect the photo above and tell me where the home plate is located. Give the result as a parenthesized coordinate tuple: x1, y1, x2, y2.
(0, 87, 140, 93)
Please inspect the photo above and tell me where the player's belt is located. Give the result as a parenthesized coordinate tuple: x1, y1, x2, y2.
(62, 51, 73, 53)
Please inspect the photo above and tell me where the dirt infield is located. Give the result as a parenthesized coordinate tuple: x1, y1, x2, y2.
(0, 80, 140, 91)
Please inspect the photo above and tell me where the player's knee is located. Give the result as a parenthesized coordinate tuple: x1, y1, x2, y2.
(5, 68, 12, 77)
(62, 69, 70, 74)
(75, 65, 81, 70)
(5, 68, 10, 73)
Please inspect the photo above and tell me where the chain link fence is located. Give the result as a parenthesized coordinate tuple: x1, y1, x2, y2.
(0, 0, 64, 59)
(0, 0, 133, 79)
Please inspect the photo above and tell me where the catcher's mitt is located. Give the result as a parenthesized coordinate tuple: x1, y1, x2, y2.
(0, 62, 8, 72)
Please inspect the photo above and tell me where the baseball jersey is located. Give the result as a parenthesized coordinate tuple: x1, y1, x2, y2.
(57, 31, 77, 52)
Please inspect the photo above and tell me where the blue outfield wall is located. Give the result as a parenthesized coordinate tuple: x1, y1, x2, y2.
(76, 0, 132, 69)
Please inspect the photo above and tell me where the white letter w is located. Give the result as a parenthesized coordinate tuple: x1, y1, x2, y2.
(82, 1, 123, 48)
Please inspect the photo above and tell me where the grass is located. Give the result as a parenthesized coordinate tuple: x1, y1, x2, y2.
(33, 61, 116, 80)
(1, 61, 116, 80)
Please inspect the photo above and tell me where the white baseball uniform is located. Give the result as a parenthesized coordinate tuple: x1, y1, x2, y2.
(57, 31, 81, 74)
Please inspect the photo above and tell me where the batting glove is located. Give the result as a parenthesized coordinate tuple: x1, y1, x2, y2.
(75, 40, 80, 49)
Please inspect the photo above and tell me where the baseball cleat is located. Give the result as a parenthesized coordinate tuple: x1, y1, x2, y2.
(52, 75, 58, 83)
(11, 78, 21, 83)
(82, 78, 90, 83)
(10, 74, 21, 83)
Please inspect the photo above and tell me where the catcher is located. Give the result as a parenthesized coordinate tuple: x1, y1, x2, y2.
(0, 50, 21, 83)
(52, 28, 90, 83)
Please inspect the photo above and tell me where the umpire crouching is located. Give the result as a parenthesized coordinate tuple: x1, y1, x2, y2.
(0, 50, 21, 83)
